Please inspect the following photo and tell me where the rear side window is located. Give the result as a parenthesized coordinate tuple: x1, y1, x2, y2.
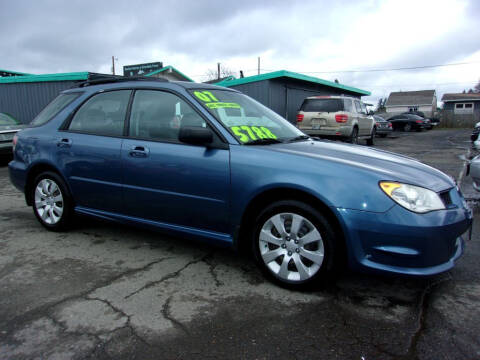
(301, 99, 344, 112)
(68, 90, 131, 136)
(343, 99, 353, 112)
(31, 93, 81, 126)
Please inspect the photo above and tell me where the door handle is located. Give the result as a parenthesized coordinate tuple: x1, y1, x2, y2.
(129, 145, 149, 158)
(57, 138, 72, 148)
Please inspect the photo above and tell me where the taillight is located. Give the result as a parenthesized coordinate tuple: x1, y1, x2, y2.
(335, 114, 348, 123)
(415, 120, 423, 124)
(12, 134, 18, 151)
(296, 114, 304, 122)
(388, 122, 392, 128)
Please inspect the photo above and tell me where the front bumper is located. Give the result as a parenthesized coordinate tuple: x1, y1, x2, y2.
(336, 199, 472, 276)
(0, 142, 13, 155)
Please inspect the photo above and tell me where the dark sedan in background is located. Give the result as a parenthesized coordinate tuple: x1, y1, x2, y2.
(388, 113, 427, 132)
(373, 115, 392, 137)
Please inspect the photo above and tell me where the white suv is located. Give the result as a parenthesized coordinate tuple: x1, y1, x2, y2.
(296, 96, 376, 145)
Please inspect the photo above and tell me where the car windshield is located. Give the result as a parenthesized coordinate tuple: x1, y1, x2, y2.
(0, 113, 20, 126)
(301, 98, 343, 112)
(190, 89, 304, 144)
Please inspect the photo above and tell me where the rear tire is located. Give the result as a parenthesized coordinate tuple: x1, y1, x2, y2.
(251, 200, 337, 289)
(366, 127, 375, 146)
(348, 127, 359, 144)
(32, 171, 73, 231)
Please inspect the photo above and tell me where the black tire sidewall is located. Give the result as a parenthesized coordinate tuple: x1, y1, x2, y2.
(367, 127, 375, 146)
(349, 127, 359, 144)
(251, 200, 336, 288)
(32, 171, 73, 231)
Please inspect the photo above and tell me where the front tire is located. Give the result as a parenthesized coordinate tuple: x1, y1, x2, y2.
(251, 200, 337, 288)
(32, 172, 73, 231)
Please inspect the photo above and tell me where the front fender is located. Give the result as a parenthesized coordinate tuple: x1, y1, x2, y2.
(229, 145, 395, 227)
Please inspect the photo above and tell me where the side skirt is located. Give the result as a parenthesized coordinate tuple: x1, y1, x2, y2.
(74, 206, 233, 248)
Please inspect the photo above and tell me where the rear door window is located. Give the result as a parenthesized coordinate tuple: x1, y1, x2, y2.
(343, 99, 353, 112)
(360, 102, 367, 114)
(354, 101, 362, 113)
(301, 99, 343, 112)
(68, 90, 131, 136)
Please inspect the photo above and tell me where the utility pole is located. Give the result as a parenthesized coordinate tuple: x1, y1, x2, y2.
(112, 56, 115, 75)
(217, 63, 221, 80)
(258, 57, 260, 75)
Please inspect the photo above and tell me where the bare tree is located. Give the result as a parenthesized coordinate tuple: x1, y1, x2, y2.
(376, 97, 386, 112)
(204, 65, 236, 81)
(474, 79, 480, 93)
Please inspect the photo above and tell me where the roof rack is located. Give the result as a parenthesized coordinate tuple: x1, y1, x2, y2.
(76, 73, 168, 87)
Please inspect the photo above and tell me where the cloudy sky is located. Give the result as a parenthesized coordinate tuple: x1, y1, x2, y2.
(1, 0, 479, 106)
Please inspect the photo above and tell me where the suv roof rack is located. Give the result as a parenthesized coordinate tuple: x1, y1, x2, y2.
(76, 73, 169, 87)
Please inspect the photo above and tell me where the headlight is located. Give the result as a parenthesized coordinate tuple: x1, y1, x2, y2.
(379, 181, 445, 213)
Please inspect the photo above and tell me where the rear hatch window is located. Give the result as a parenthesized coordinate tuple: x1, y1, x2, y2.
(300, 99, 344, 112)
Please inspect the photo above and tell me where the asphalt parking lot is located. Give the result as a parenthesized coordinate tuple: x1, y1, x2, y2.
(0, 129, 479, 360)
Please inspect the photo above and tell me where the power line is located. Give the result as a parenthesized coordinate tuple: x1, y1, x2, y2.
(351, 81, 477, 88)
(279, 61, 480, 74)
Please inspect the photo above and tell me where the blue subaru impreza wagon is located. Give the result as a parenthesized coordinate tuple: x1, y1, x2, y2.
(8, 75, 472, 288)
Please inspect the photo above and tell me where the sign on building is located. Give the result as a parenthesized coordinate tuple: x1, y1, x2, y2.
(123, 62, 163, 77)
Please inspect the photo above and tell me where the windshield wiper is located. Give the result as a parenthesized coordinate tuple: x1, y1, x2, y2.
(244, 138, 283, 145)
(286, 135, 311, 143)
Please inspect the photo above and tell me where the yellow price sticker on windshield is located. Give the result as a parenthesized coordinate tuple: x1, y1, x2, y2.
(230, 126, 277, 142)
(194, 91, 219, 102)
(206, 102, 241, 109)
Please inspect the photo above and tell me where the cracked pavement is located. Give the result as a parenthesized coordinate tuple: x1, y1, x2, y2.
(0, 129, 479, 359)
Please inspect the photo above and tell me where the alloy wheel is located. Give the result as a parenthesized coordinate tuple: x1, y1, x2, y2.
(34, 179, 64, 225)
(259, 212, 325, 282)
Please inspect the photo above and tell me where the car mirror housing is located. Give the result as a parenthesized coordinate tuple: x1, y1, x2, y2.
(179, 126, 214, 145)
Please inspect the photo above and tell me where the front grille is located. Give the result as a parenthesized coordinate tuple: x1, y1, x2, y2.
(0, 133, 14, 141)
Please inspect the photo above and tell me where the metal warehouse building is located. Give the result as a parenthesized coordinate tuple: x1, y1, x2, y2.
(0, 65, 191, 124)
(215, 70, 370, 123)
(0, 72, 90, 124)
(1, 67, 370, 125)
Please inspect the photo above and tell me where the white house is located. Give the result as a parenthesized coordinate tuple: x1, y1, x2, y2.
(385, 90, 436, 117)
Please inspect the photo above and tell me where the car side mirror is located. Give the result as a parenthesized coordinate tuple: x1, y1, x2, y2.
(179, 126, 213, 145)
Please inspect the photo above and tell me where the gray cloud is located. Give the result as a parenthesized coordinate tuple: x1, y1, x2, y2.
(0, 0, 479, 106)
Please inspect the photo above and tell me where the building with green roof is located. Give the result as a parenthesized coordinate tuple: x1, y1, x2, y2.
(213, 70, 370, 124)
(0, 66, 369, 125)
(0, 72, 92, 124)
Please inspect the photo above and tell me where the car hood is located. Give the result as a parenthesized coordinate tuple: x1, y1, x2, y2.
(269, 140, 454, 192)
